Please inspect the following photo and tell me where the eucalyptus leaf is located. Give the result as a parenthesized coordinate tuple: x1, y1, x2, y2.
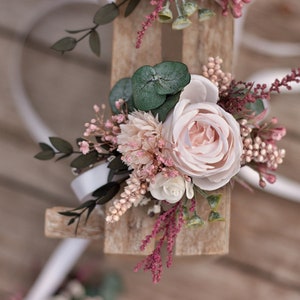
(49, 137, 73, 153)
(34, 150, 55, 160)
(89, 30, 101, 57)
(93, 3, 119, 25)
(245, 98, 265, 116)
(206, 194, 222, 211)
(154, 61, 190, 95)
(51, 37, 77, 52)
(186, 214, 205, 228)
(132, 65, 166, 111)
(109, 78, 133, 114)
(151, 92, 180, 122)
(70, 150, 99, 169)
(125, 0, 141, 17)
(208, 211, 225, 222)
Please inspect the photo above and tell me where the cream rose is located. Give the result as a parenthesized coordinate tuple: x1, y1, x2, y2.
(179, 74, 219, 104)
(164, 85, 243, 190)
(149, 173, 194, 203)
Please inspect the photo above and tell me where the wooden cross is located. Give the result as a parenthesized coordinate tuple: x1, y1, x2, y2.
(45, 0, 233, 256)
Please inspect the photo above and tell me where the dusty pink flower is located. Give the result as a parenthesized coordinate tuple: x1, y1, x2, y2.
(164, 99, 243, 191)
(79, 140, 89, 155)
(117, 111, 163, 171)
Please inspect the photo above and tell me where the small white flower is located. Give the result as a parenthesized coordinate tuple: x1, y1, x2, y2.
(149, 173, 194, 203)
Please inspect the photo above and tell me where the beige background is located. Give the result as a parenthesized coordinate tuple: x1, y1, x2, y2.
(1, 0, 300, 299)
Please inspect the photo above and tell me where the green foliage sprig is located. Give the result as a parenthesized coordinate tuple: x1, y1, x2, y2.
(59, 181, 121, 234)
(51, 0, 141, 57)
(109, 61, 191, 121)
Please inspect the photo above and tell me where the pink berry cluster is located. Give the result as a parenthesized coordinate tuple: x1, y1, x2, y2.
(202, 56, 233, 92)
(239, 118, 286, 187)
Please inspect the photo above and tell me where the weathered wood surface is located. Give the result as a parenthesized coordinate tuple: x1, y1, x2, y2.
(175, 1, 233, 255)
(1, 0, 300, 299)
(104, 0, 162, 255)
(45, 207, 104, 240)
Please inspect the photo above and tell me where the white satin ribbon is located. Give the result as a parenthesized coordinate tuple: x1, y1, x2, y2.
(71, 162, 110, 202)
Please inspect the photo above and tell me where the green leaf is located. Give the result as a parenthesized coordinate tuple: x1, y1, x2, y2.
(151, 92, 180, 122)
(89, 30, 100, 57)
(108, 156, 128, 171)
(55, 153, 72, 161)
(93, 182, 120, 204)
(132, 65, 166, 111)
(125, 0, 141, 17)
(72, 199, 97, 211)
(154, 61, 191, 95)
(206, 194, 222, 211)
(109, 78, 133, 114)
(51, 37, 77, 52)
(59, 211, 80, 217)
(39, 142, 53, 151)
(208, 211, 225, 223)
(245, 98, 265, 116)
(65, 27, 91, 34)
(49, 137, 73, 153)
(93, 3, 119, 25)
(70, 150, 99, 169)
(85, 203, 96, 224)
(68, 218, 76, 226)
(34, 150, 55, 160)
(186, 214, 205, 228)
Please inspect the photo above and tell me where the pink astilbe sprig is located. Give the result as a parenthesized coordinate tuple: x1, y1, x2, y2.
(106, 171, 148, 223)
(80, 100, 128, 154)
(136, 0, 164, 48)
(134, 201, 184, 283)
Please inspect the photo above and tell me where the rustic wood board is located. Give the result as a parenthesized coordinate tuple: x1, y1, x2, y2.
(45, 206, 104, 240)
(175, 1, 233, 255)
(104, 0, 162, 255)
(175, 185, 231, 255)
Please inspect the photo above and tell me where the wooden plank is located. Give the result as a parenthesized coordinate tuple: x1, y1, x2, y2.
(175, 1, 233, 255)
(175, 185, 231, 255)
(103, 1, 162, 255)
(45, 207, 104, 240)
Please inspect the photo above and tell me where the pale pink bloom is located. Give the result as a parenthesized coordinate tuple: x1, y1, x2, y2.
(179, 74, 219, 105)
(149, 173, 194, 203)
(164, 100, 243, 191)
(117, 111, 163, 171)
(79, 140, 90, 155)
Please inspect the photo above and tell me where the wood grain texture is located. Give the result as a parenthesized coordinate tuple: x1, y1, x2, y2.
(182, 0, 234, 73)
(45, 207, 104, 240)
(104, 0, 162, 255)
(175, 185, 231, 255)
(176, 1, 233, 255)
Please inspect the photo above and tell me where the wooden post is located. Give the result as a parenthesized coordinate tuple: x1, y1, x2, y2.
(45, 0, 234, 257)
(103, 1, 162, 255)
(175, 1, 233, 255)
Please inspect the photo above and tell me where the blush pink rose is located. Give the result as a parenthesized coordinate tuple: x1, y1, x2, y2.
(163, 76, 243, 190)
